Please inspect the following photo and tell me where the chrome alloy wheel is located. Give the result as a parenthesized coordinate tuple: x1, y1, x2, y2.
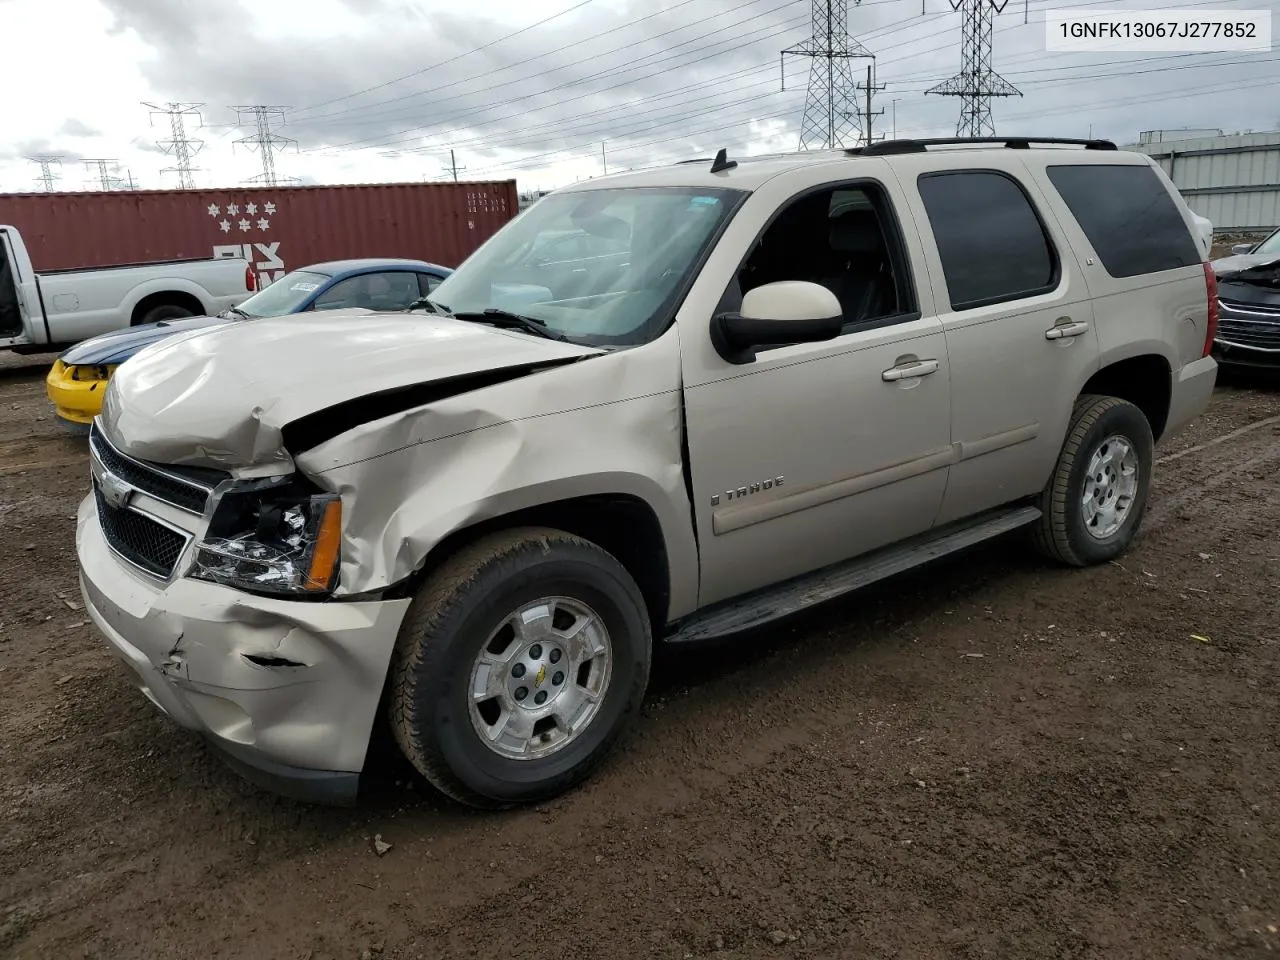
(1081, 434, 1139, 539)
(467, 596, 613, 760)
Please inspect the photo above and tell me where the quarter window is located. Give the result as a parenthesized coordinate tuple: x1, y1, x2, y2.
(917, 171, 1057, 310)
(1046, 164, 1202, 278)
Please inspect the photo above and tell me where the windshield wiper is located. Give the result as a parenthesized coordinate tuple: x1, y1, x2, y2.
(451, 308, 571, 342)
(222, 306, 252, 320)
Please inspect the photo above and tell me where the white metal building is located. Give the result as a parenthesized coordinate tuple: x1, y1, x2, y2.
(1126, 130, 1280, 234)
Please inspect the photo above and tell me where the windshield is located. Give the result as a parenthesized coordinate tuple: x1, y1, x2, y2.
(427, 186, 743, 346)
(1252, 229, 1280, 257)
(234, 270, 331, 317)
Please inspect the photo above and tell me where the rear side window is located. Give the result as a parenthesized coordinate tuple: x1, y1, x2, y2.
(917, 171, 1057, 310)
(1046, 164, 1201, 278)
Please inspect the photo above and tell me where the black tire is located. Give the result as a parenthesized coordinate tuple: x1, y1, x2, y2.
(1032, 394, 1154, 567)
(136, 303, 195, 326)
(389, 527, 652, 809)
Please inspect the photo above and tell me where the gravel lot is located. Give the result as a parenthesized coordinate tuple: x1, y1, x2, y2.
(1, 351, 1278, 960)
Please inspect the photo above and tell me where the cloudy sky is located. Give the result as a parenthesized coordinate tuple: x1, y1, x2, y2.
(1, 0, 1277, 195)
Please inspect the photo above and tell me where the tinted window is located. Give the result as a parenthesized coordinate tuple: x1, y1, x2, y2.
(418, 273, 444, 295)
(917, 171, 1057, 310)
(1047, 164, 1201, 277)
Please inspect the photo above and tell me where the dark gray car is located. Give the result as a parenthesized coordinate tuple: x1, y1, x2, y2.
(1212, 228, 1280, 368)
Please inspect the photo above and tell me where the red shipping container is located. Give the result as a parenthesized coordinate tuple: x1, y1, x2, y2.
(0, 180, 519, 287)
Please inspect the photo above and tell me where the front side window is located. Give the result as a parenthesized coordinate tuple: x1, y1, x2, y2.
(235, 270, 331, 317)
(729, 181, 915, 341)
(1046, 163, 1201, 278)
(427, 186, 744, 346)
(917, 171, 1057, 310)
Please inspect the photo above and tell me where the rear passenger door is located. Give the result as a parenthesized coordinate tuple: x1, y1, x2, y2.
(893, 159, 1101, 525)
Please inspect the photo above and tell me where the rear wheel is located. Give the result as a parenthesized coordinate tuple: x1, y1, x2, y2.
(1032, 394, 1154, 566)
(389, 527, 652, 809)
(136, 303, 195, 326)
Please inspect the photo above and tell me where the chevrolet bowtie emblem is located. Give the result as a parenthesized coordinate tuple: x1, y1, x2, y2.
(99, 470, 134, 510)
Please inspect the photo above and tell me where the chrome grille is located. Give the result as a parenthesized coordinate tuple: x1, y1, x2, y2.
(1216, 300, 1280, 352)
(88, 421, 224, 515)
(92, 482, 189, 578)
(1220, 297, 1280, 317)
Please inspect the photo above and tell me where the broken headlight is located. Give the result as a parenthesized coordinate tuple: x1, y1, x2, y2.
(192, 479, 342, 596)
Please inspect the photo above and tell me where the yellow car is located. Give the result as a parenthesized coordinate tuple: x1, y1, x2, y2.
(45, 359, 120, 430)
(44, 314, 221, 430)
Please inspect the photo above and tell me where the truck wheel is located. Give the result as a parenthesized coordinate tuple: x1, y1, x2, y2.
(1032, 394, 1154, 567)
(136, 303, 194, 326)
(389, 527, 652, 809)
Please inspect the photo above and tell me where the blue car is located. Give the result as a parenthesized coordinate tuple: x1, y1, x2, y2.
(47, 258, 453, 428)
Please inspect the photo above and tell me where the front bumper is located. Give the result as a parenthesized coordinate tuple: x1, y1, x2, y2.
(46, 360, 115, 427)
(76, 492, 411, 805)
(1212, 340, 1280, 368)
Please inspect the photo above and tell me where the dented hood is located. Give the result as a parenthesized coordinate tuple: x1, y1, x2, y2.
(99, 311, 603, 469)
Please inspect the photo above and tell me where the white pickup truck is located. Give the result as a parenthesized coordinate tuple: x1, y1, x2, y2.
(0, 224, 255, 353)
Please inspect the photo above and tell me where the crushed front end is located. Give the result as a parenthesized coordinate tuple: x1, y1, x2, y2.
(76, 420, 409, 804)
(1213, 257, 1280, 369)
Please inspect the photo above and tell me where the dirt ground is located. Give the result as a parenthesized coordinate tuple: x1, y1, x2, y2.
(1, 350, 1277, 960)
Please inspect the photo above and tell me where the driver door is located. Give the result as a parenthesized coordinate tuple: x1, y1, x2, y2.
(679, 167, 953, 607)
(0, 231, 31, 339)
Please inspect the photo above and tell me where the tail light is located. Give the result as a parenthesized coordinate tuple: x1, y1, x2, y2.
(1202, 261, 1218, 358)
(245, 265, 258, 292)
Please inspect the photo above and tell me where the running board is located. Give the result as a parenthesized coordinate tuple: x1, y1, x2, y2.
(665, 504, 1042, 644)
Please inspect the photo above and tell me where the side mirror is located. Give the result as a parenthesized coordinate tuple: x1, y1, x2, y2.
(711, 280, 843, 364)
(1231, 243, 1255, 256)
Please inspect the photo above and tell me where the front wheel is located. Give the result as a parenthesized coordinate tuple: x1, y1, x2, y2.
(389, 527, 652, 809)
(1032, 394, 1154, 567)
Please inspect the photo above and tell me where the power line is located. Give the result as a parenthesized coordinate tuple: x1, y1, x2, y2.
(454, 49, 1276, 181)
(293, 0, 721, 126)
(231, 106, 299, 186)
(291, 0, 1248, 184)
(299, 0, 813, 151)
(302, 0, 1101, 159)
(340, 0, 1027, 165)
(857, 62, 886, 143)
(143, 101, 205, 190)
(26, 156, 62, 192)
(783, 0, 873, 150)
(377, 1, 962, 160)
(442, 148, 467, 182)
(925, 0, 1021, 136)
(82, 158, 126, 191)
(454, 13, 1259, 180)
(292, 0, 599, 115)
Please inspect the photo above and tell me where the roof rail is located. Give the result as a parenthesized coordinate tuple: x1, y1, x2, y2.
(847, 137, 1118, 156)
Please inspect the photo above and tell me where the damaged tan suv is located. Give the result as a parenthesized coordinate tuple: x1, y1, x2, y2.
(77, 137, 1219, 809)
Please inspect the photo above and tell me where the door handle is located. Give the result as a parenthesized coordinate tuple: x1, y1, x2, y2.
(1045, 318, 1090, 340)
(882, 358, 939, 382)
